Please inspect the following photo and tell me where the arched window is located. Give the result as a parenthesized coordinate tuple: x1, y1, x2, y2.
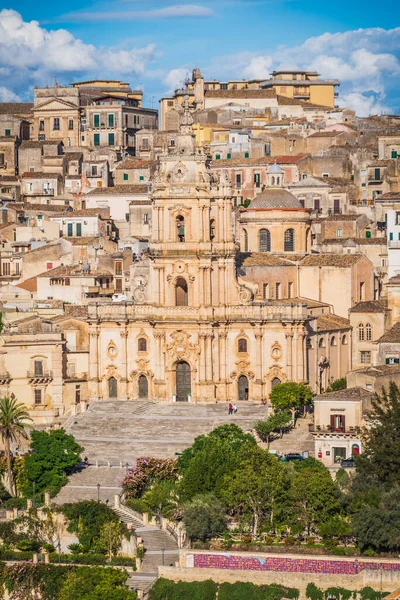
(330, 336, 336, 346)
(138, 338, 147, 352)
(284, 228, 295, 252)
(175, 277, 188, 306)
(319, 338, 325, 348)
(176, 215, 185, 242)
(271, 377, 281, 388)
(238, 338, 247, 353)
(366, 323, 372, 341)
(259, 229, 271, 253)
(243, 229, 248, 252)
(271, 176, 275, 185)
(342, 335, 348, 345)
(210, 219, 216, 241)
(358, 323, 364, 341)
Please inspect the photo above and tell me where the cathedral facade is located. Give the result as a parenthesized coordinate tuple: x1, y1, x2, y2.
(87, 106, 309, 403)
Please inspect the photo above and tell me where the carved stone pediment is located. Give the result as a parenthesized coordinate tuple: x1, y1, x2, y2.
(164, 330, 200, 363)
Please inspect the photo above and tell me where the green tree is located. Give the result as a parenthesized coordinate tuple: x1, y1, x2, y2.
(61, 501, 119, 553)
(182, 493, 226, 541)
(0, 396, 32, 496)
(255, 412, 292, 448)
(58, 566, 137, 600)
(290, 464, 341, 536)
(221, 446, 290, 537)
(98, 521, 126, 558)
(178, 425, 255, 501)
(23, 429, 82, 499)
(351, 486, 400, 552)
(269, 383, 313, 420)
(325, 378, 347, 392)
(355, 382, 400, 489)
(178, 424, 255, 472)
(319, 516, 352, 546)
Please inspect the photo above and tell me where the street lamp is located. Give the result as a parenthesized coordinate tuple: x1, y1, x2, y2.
(57, 540, 61, 564)
(97, 483, 101, 503)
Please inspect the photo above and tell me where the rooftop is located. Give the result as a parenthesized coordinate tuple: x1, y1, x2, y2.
(300, 253, 365, 267)
(0, 102, 33, 115)
(377, 322, 400, 344)
(38, 265, 112, 278)
(350, 364, 400, 376)
(116, 158, 155, 170)
(248, 188, 304, 210)
(315, 313, 351, 332)
(205, 89, 276, 99)
(87, 184, 149, 196)
(349, 300, 388, 313)
(315, 387, 374, 401)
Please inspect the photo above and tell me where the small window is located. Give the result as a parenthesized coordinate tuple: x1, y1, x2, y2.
(53, 118, 60, 131)
(288, 282, 293, 299)
(254, 173, 261, 188)
(238, 338, 247, 353)
(123, 173, 129, 181)
(263, 283, 269, 299)
(34, 360, 43, 376)
(139, 176, 144, 181)
(108, 133, 115, 146)
(337, 228, 343, 238)
(215, 154, 221, 160)
(138, 338, 147, 352)
(284, 228, 295, 252)
(366, 323, 372, 341)
(322, 173, 329, 178)
(227, 153, 231, 159)
(5, 129, 11, 136)
(34, 389, 42, 405)
(275, 282, 281, 299)
(330, 336, 336, 346)
(342, 335, 347, 345)
(143, 213, 149, 224)
(259, 229, 271, 253)
(47, 262, 53, 270)
(39, 120, 44, 131)
(360, 351, 371, 364)
(108, 113, 115, 128)
(68, 119, 74, 130)
(243, 229, 248, 252)
(319, 338, 325, 348)
(244, 152, 249, 158)
(94, 133, 100, 146)
(358, 323, 364, 341)
(93, 114, 100, 128)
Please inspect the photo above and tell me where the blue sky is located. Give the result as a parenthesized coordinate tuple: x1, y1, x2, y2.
(0, 0, 399, 116)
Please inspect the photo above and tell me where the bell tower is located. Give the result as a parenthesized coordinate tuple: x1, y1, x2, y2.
(146, 96, 251, 309)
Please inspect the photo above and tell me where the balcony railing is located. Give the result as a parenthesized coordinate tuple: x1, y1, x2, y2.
(0, 371, 11, 384)
(309, 425, 361, 435)
(27, 370, 53, 382)
(86, 286, 114, 295)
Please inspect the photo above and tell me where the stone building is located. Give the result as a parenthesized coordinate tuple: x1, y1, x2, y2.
(349, 300, 391, 369)
(87, 104, 310, 403)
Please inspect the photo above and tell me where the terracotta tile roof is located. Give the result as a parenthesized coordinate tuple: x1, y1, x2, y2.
(5, 202, 71, 213)
(67, 237, 100, 245)
(376, 192, 400, 199)
(275, 95, 329, 109)
(316, 313, 351, 331)
(315, 387, 373, 400)
(50, 209, 104, 218)
(116, 158, 155, 170)
(205, 89, 276, 99)
(87, 184, 149, 196)
(19, 141, 43, 149)
(300, 253, 364, 267)
(64, 153, 83, 161)
(0, 135, 17, 142)
(368, 160, 391, 167)
(64, 305, 89, 319)
(322, 214, 359, 221)
(22, 172, 63, 182)
(38, 265, 112, 278)
(351, 364, 400, 376)
(239, 253, 296, 267)
(377, 322, 400, 343)
(314, 177, 351, 187)
(211, 155, 305, 168)
(349, 300, 388, 313)
(322, 237, 386, 245)
(16, 276, 37, 292)
(0, 102, 33, 115)
(308, 131, 343, 138)
(0, 176, 19, 182)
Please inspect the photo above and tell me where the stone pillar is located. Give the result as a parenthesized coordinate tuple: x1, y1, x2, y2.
(199, 206, 204, 241)
(297, 331, 305, 382)
(89, 330, 100, 399)
(220, 331, 228, 389)
(120, 330, 128, 398)
(206, 334, 213, 382)
(199, 333, 207, 381)
(219, 265, 226, 306)
(255, 331, 263, 383)
(285, 332, 293, 381)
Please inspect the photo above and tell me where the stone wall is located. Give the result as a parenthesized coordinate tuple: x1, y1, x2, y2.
(158, 551, 400, 599)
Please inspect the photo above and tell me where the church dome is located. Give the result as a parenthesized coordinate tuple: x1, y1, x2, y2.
(267, 163, 285, 175)
(249, 189, 303, 209)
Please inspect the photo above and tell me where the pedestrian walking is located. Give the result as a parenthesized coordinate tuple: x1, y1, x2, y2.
(228, 403, 233, 415)
(233, 403, 238, 414)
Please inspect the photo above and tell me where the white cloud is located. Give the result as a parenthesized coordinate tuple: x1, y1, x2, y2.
(202, 27, 400, 116)
(62, 4, 215, 22)
(0, 86, 21, 101)
(164, 67, 190, 93)
(0, 9, 157, 93)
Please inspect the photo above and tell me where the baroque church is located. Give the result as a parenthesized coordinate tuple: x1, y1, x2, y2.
(87, 102, 310, 403)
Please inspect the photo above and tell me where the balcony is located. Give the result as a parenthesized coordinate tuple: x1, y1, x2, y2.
(309, 425, 360, 435)
(86, 286, 114, 296)
(0, 372, 11, 385)
(27, 370, 53, 383)
(388, 241, 400, 249)
(294, 93, 310, 99)
(43, 188, 54, 195)
(334, 92, 339, 98)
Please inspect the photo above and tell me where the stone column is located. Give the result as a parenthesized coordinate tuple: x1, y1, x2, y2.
(219, 331, 228, 387)
(255, 331, 263, 384)
(285, 332, 293, 381)
(297, 331, 305, 382)
(89, 330, 100, 399)
(219, 265, 225, 306)
(120, 330, 128, 398)
(199, 206, 204, 241)
(199, 333, 207, 382)
(202, 207, 208, 242)
(206, 334, 213, 382)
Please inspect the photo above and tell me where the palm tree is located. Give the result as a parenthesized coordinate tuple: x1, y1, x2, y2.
(0, 396, 32, 496)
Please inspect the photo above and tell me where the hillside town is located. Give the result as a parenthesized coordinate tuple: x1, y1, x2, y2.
(1, 68, 400, 598)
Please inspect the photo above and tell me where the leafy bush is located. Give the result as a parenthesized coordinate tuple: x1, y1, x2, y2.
(23, 429, 83, 499)
(110, 555, 136, 567)
(182, 494, 226, 541)
(149, 578, 217, 600)
(326, 378, 347, 392)
(16, 538, 41, 552)
(2, 496, 27, 509)
(60, 500, 119, 553)
(0, 548, 34, 561)
(49, 552, 107, 565)
(122, 457, 177, 499)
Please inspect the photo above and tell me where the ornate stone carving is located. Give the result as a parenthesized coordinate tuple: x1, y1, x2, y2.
(164, 330, 200, 363)
(271, 342, 282, 362)
(133, 284, 147, 303)
(107, 341, 118, 359)
(265, 364, 287, 383)
(102, 364, 120, 380)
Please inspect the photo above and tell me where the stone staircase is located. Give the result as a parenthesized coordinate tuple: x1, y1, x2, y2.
(53, 465, 125, 505)
(65, 400, 269, 464)
(269, 416, 315, 456)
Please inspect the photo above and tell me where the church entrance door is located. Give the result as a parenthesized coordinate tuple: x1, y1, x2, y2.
(238, 375, 249, 401)
(138, 375, 149, 399)
(109, 377, 118, 398)
(176, 361, 191, 402)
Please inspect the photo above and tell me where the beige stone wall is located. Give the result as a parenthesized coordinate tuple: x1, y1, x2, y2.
(158, 565, 400, 600)
(349, 311, 386, 368)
